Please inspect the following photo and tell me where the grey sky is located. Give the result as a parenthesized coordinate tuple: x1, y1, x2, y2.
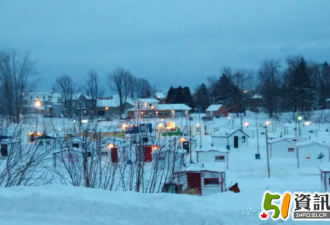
(1, 0, 330, 94)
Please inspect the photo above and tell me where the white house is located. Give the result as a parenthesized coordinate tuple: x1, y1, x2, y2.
(296, 141, 330, 168)
(195, 145, 229, 168)
(134, 98, 159, 119)
(212, 129, 249, 149)
(205, 104, 228, 117)
(268, 138, 297, 158)
(152, 148, 186, 170)
(318, 163, 330, 192)
(284, 136, 308, 142)
(174, 163, 227, 196)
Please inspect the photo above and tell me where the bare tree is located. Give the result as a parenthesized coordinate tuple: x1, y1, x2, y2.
(108, 68, 134, 114)
(85, 70, 105, 116)
(0, 50, 37, 123)
(54, 75, 75, 118)
(134, 78, 152, 98)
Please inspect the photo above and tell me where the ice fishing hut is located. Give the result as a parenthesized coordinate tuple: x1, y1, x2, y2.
(284, 136, 308, 142)
(152, 148, 186, 170)
(296, 141, 330, 168)
(99, 137, 128, 163)
(35, 134, 56, 151)
(174, 163, 227, 196)
(0, 135, 10, 157)
(195, 145, 229, 168)
(211, 129, 249, 149)
(27, 132, 42, 143)
(318, 163, 330, 192)
(268, 138, 297, 158)
(125, 123, 153, 134)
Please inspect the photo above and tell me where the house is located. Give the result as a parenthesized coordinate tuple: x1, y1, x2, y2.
(96, 95, 134, 116)
(152, 148, 186, 170)
(205, 105, 228, 117)
(70, 93, 95, 118)
(212, 129, 249, 149)
(129, 98, 191, 119)
(248, 94, 263, 111)
(155, 92, 167, 103)
(195, 145, 229, 169)
(183, 124, 206, 136)
(268, 138, 297, 158)
(318, 163, 330, 192)
(174, 163, 227, 196)
(296, 141, 330, 168)
(23, 91, 63, 117)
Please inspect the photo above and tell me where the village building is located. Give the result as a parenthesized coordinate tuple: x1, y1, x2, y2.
(318, 163, 330, 192)
(205, 104, 228, 117)
(268, 138, 297, 158)
(296, 141, 330, 168)
(212, 129, 249, 149)
(152, 148, 186, 170)
(128, 99, 191, 119)
(96, 95, 134, 116)
(174, 163, 227, 196)
(195, 145, 229, 169)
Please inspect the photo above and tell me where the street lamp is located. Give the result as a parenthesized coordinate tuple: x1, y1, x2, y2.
(297, 116, 302, 136)
(244, 122, 249, 129)
(105, 107, 109, 110)
(304, 121, 311, 126)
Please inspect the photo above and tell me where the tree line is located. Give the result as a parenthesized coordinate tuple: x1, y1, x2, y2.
(193, 56, 330, 118)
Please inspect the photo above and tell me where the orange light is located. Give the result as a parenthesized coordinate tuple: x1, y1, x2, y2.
(156, 111, 158, 114)
(35, 101, 41, 107)
(107, 144, 114, 149)
(153, 146, 158, 150)
(243, 90, 247, 93)
(105, 107, 109, 110)
(122, 124, 127, 128)
(151, 105, 154, 109)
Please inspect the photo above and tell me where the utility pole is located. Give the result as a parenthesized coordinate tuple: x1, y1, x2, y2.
(256, 112, 259, 155)
(265, 126, 270, 178)
(189, 117, 192, 163)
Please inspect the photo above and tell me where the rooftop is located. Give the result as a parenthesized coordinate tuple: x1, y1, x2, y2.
(205, 104, 224, 111)
(137, 98, 159, 103)
(318, 163, 330, 172)
(181, 162, 227, 172)
(158, 104, 191, 110)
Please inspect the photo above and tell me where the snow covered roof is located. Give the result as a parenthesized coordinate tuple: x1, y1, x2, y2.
(155, 92, 166, 99)
(72, 93, 92, 100)
(97, 95, 134, 107)
(137, 98, 159, 103)
(195, 145, 229, 153)
(212, 129, 250, 138)
(205, 104, 223, 112)
(318, 163, 330, 172)
(268, 138, 296, 144)
(151, 148, 187, 154)
(126, 107, 135, 112)
(158, 104, 191, 110)
(251, 94, 263, 99)
(296, 141, 330, 148)
(181, 163, 227, 172)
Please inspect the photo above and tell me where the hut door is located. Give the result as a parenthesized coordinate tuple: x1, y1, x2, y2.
(111, 148, 118, 163)
(234, 136, 238, 148)
(144, 146, 152, 162)
(187, 173, 201, 193)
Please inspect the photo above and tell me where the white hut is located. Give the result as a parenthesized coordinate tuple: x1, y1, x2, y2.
(175, 163, 227, 196)
(152, 148, 186, 170)
(296, 141, 330, 168)
(195, 145, 229, 168)
(268, 138, 297, 158)
(212, 129, 249, 149)
(318, 163, 330, 192)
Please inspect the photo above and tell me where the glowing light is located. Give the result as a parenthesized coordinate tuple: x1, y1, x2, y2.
(227, 117, 230, 119)
(243, 90, 247, 93)
(166, 122, 175, 129)
(153, 146, 158, 150)
(81, 120, 88, 123)
(35, 101, 41, 107)
(141, 112, 143, 114)
(265, 121, 271, 125)
(304, 121, 311, 126)
(244, 122, 249, 127)
(161, 119, 164, 121)
(151, 105, 154, 109)
(158, 123, 163, 127)
(155, 111, 158, 114)
(105, 107, 109, 110)
(73, 120, 76, 123)
(196, 123, 200, 127)
(122, 124, 127, 128)
(297, 116, 303, 121)
(157, 96, 160, 98)
(107, 144, 114, 149)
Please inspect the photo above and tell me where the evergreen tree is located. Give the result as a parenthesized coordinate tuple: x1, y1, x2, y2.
(319, 62, 330, 109)
(165, 86, 174, 103)
(211, 74, 235, 106)
(175, 86, 183, 103)
(182, 86, 194, 109)
(193, 83, 210, 112)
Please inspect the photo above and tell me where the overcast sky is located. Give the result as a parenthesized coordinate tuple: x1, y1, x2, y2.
(1, 0, 330, 95)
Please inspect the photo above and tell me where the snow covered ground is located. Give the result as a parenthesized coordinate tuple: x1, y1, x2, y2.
(2, 110, 330, 224)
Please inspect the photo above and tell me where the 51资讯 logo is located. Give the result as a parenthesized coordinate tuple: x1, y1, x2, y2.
(260, 191, 330, 221)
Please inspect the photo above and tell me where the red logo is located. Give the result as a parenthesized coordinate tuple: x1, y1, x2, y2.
(260, 212, 268, 219)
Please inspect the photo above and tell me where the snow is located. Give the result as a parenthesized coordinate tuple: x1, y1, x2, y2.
(158, 104, 191, 110)
(183, 162, 227, 172)
(268, 138, 296, 144)
(155, 92, 166, 99)
(195, 144, 229, 153)
(205, 104, 223, 111)
(136, 98, 159, 103)
(97, 95, 134, 107)
(211, 128, 249, 137)
(295, 140, 330, 147)
(318, 162, 330, 172)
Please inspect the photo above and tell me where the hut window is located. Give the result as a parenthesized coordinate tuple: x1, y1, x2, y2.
(288, 148, 294, 152)
(215, 155, 225, 162)
(46, 141, 50, 145)
(72, 143, 79, 148)
(39, 141, 43, 146)
(204, 178, 219, 186)
(242, 136, 246, 143)
(306, 154, 310, 159)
